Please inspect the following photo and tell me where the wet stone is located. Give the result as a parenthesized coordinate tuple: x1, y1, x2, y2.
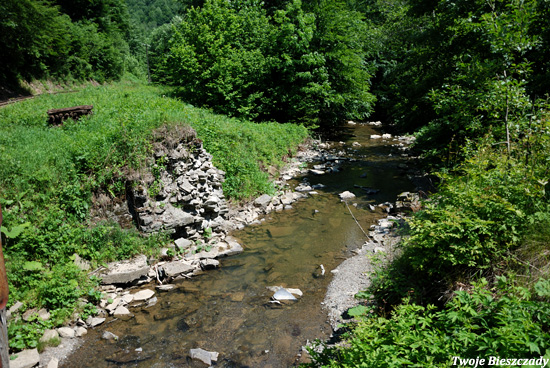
(189, 348, 219, 365)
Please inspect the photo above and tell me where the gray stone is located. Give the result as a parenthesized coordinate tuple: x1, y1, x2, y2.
(200, 259, 220, 270)
(162, 207, 195, 229)
(102, 331, 118, 341)
(178, 178, 195, 193)
(121, 294, 134, 304)
(47, 357, 59, 368)
(75, 326, 88, 337)
(162, 261, 195, 277)
(87, 317, 105, 327)
(57, 327, 75, 338)
(113, 306, 133, 320)
(8, 301, 23, 317)
(339, 191, 356, 200)
(156, 284, 175, 292)
(189, 348, 219, 365)
(39, 329, 59, 344)
(280, 193, 294, 205)
(10, 348, 40, 368)
(106, 298, 121, 314)
(37, 308, 50, 321)
(174, 238, 193, 251)
(100, 254, 149, 285)
(217, 236, 244, 257)
(309, 169, 325, 175)
(132, 289, 155, 301)
(22, 308, 37, 322)
(73, 253, 91, 271)
(295, 184, 313, 192)
(254, 194, 272, 209)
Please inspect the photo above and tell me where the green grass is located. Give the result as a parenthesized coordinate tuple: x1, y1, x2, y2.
(0, 80, 309, 350)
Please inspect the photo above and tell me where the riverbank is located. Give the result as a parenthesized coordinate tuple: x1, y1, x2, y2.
(7, 116, 423, 367)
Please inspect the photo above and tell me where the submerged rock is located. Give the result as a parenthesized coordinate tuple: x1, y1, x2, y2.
(189, 348, 219, 365)
(272, 288, 298, 302)
(132, 289, 155, 301)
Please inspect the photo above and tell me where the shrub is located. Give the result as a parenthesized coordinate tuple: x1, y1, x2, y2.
(306, 277, 550, 368)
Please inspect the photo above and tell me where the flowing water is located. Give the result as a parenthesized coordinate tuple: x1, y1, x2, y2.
(62, 124, 415, 368)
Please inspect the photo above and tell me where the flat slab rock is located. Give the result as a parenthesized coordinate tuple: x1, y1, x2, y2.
(161, 260, 195, 277)
(10, 348, 40, 368)
(189, 348, 219, 365)
(100, 254, 149, 285)
(132, 289, 155, 301)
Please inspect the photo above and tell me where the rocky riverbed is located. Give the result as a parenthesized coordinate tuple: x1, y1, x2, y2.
(9, 121, 425, 368)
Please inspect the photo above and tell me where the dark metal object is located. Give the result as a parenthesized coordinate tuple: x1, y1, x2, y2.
(47, 105, 93, 125)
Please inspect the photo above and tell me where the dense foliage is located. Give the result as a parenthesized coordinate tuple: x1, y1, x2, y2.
(0, 0, 133, 87)
(303, 1, 550, 366)
(155, 0, 375, 126)
(363, 0, 550, 162)
(0, 82, 308, 350)
(307, 277, 550, 367)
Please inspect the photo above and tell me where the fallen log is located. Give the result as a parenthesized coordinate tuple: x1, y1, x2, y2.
(47, 105, 93, 125)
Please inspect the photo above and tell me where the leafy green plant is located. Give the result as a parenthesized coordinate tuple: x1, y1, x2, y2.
(306, 277, 550, 367)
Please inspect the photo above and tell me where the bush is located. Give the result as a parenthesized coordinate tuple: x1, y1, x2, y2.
(306, 277, 550, 368)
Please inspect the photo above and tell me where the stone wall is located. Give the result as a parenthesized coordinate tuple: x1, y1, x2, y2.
(127, 131, 231, 241)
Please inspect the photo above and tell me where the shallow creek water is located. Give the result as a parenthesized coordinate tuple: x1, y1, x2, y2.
(62, 124, 415, 368)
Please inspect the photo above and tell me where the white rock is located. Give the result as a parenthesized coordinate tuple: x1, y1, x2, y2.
(370, 134, 382, 139)
(121, 293, 134, 304)
(113, 306, 133, 320)
(47, 357, 59, 368)
(39, 329, 59, 344)
(339, 191, 356, 200)
(132, 289, 155, 301)
(189, 348, 219, 365)
(382, 133, 392, 139)
(272, 288, 297, 301)
(87, 317, 106, 327)
(75, 326, 88, 337)
(106, 298, 121, 313)
(57, 327, 75, 338)
(286, 288, 303, 297)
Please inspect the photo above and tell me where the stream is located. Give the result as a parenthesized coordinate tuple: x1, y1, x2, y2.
(61, 123, 415, 368)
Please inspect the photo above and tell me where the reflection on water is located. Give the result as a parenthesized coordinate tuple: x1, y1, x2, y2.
(62, 124, 414, 367)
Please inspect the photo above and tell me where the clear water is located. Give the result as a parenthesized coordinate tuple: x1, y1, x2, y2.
(62, 124, 414, 367)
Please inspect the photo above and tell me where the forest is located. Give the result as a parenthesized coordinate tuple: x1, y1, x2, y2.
(1, 0, 550, 365)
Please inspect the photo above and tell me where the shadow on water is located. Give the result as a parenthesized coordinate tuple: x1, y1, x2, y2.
(62, 124, 416, 368)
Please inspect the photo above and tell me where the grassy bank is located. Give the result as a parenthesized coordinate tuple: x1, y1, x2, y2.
(0, 81, 309, 350)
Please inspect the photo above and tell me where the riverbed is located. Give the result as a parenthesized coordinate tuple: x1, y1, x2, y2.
(61, 123, 415, 367)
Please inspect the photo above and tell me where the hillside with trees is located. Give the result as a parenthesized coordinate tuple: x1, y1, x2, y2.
(1, 0, 550, 364)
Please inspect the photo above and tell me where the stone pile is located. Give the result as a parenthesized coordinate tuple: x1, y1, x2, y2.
(128, 137, 230, 240)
